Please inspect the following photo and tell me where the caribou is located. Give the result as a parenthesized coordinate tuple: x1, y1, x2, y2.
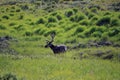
(45, 33, 67, 54)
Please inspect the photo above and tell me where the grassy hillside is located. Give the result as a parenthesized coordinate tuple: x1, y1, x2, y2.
(0, 0, 120, 80)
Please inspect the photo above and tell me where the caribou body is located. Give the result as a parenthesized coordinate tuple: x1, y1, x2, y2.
(45, 34, 67, 54)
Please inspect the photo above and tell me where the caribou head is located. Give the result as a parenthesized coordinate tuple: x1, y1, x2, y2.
(45, 33, 67, 54)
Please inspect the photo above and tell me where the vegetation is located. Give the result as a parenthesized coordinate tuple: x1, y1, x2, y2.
(0, 0, 120, 80)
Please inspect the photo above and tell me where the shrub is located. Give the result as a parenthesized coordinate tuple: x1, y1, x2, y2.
(2, 15, 9, 19)
(44, 30, 56, 36)
(77, 14, 87, 22)
(19, 15, 23, 19)
(90, 7, 98, 13)
(56, 14, 62, 20)
(0, 73, 17, 80)
(9, 13, 14, 16)
(73, 8, 78, 13)
(46, 23, 58, 28)
(96, 26, 107, 33)
(14, 25, 24, 31)
(65, 10, 74, 17)
(111, 18, 120, 26)
(70, 14, 87, 22)
(0, 24, 6, 30)
(88, 13, 95, 19)
(89, 26, 96, 33)
(34, 28, 46, 35)
(108, 28, 120, 37)
(9, 22, 16, 26)
(79, 20, 89, 26)
(92, 31, 102, 37)
(48, 16, 57, 23)
(24, 31, 33, 36)
(90, 16, 99, 25)
(74, 26, 85, 35)
(96, 16, 111, 26)
(36, 17, 46, 24)
(16, 9, 21, 12)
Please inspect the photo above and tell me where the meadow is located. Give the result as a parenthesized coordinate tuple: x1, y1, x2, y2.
(0, 0, 120, 80)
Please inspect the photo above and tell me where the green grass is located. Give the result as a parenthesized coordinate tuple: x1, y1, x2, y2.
(0, 0, 120, 80)
(0, 54, 120, 80)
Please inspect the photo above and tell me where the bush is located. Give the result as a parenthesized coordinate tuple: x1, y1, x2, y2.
(73, 8, 78, 13)
(36, 17, 46, 24)
(16, 9, 21, 12)
(77, 14, 87, 22)
(90, 7, 98, 13)
(44, 30, 56, 36)
(65, 10, 74, 17)
(9, 13, 14, 16)
(111, 18, 120, 26)
(48, 16, 57, 23)
(92, 31, 102, 37)
(9, 22, 16, 26)
(108, 28, 120, 37)
(56, 14, 62, 20)
(2, 15, 9, 19)
(0, 24, 6, 30)
(24, 31, 33, 36)
(88, 13, 95, 19)
(96, 26, 107, 33)
(46, 23, 58, 28)
(74, 26, 85, 35)
(34, 28, 46, 35)
(96, 16, 111, 26)
(0, 73, 17, 80)
(79, 20, 89, 26)
(19, 15, 23, 19)
(70, 14, 87, 22)
(14, 25, 24, 31)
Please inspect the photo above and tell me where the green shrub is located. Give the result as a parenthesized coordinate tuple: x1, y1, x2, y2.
(108, 28, 120, 37)
(24, 31, 33, 36)
(48, 16, 57, 23)
(79, 20, 89, 26)
(36, 17, 46, 24)
(90, 7, 98, 13)
(96, 26, 107, 33)
(90, 16, 99, 25)
(0, 24, 6, 30)
(16, 9, 21, 12)
(88, 13, 95, 19)
(9, 22, 16, 26)
(19, 15, 23, 19)
(96, 16, 111, 26)
(104, 11, 111, 16)
(73, 8, 78, 13)
(34, 28, 46, 35)
(46, 23, 58, 28)
(74, 26, 85, 35)
(77, 14, 87, 22)
(14, 25, 24, 31)
(65, 10, 74, 17)
(9, 13, 14, 16)
(111, 18, 120, 26)
(0, 73, 17, 80)
(56, 14, 62, 20)
(70, 14, 87, 22)
(2, 15, 9, 19)
(92, 31, 102, 37)
(44, 30, 56, 36)
(89, 26, 96, 33)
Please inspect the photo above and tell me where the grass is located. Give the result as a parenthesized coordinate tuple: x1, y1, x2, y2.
(0, 54, 120, 80)
(0, 0, 120, 80)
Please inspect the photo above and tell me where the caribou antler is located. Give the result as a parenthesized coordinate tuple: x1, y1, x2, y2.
(50, 33, 55, 43)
